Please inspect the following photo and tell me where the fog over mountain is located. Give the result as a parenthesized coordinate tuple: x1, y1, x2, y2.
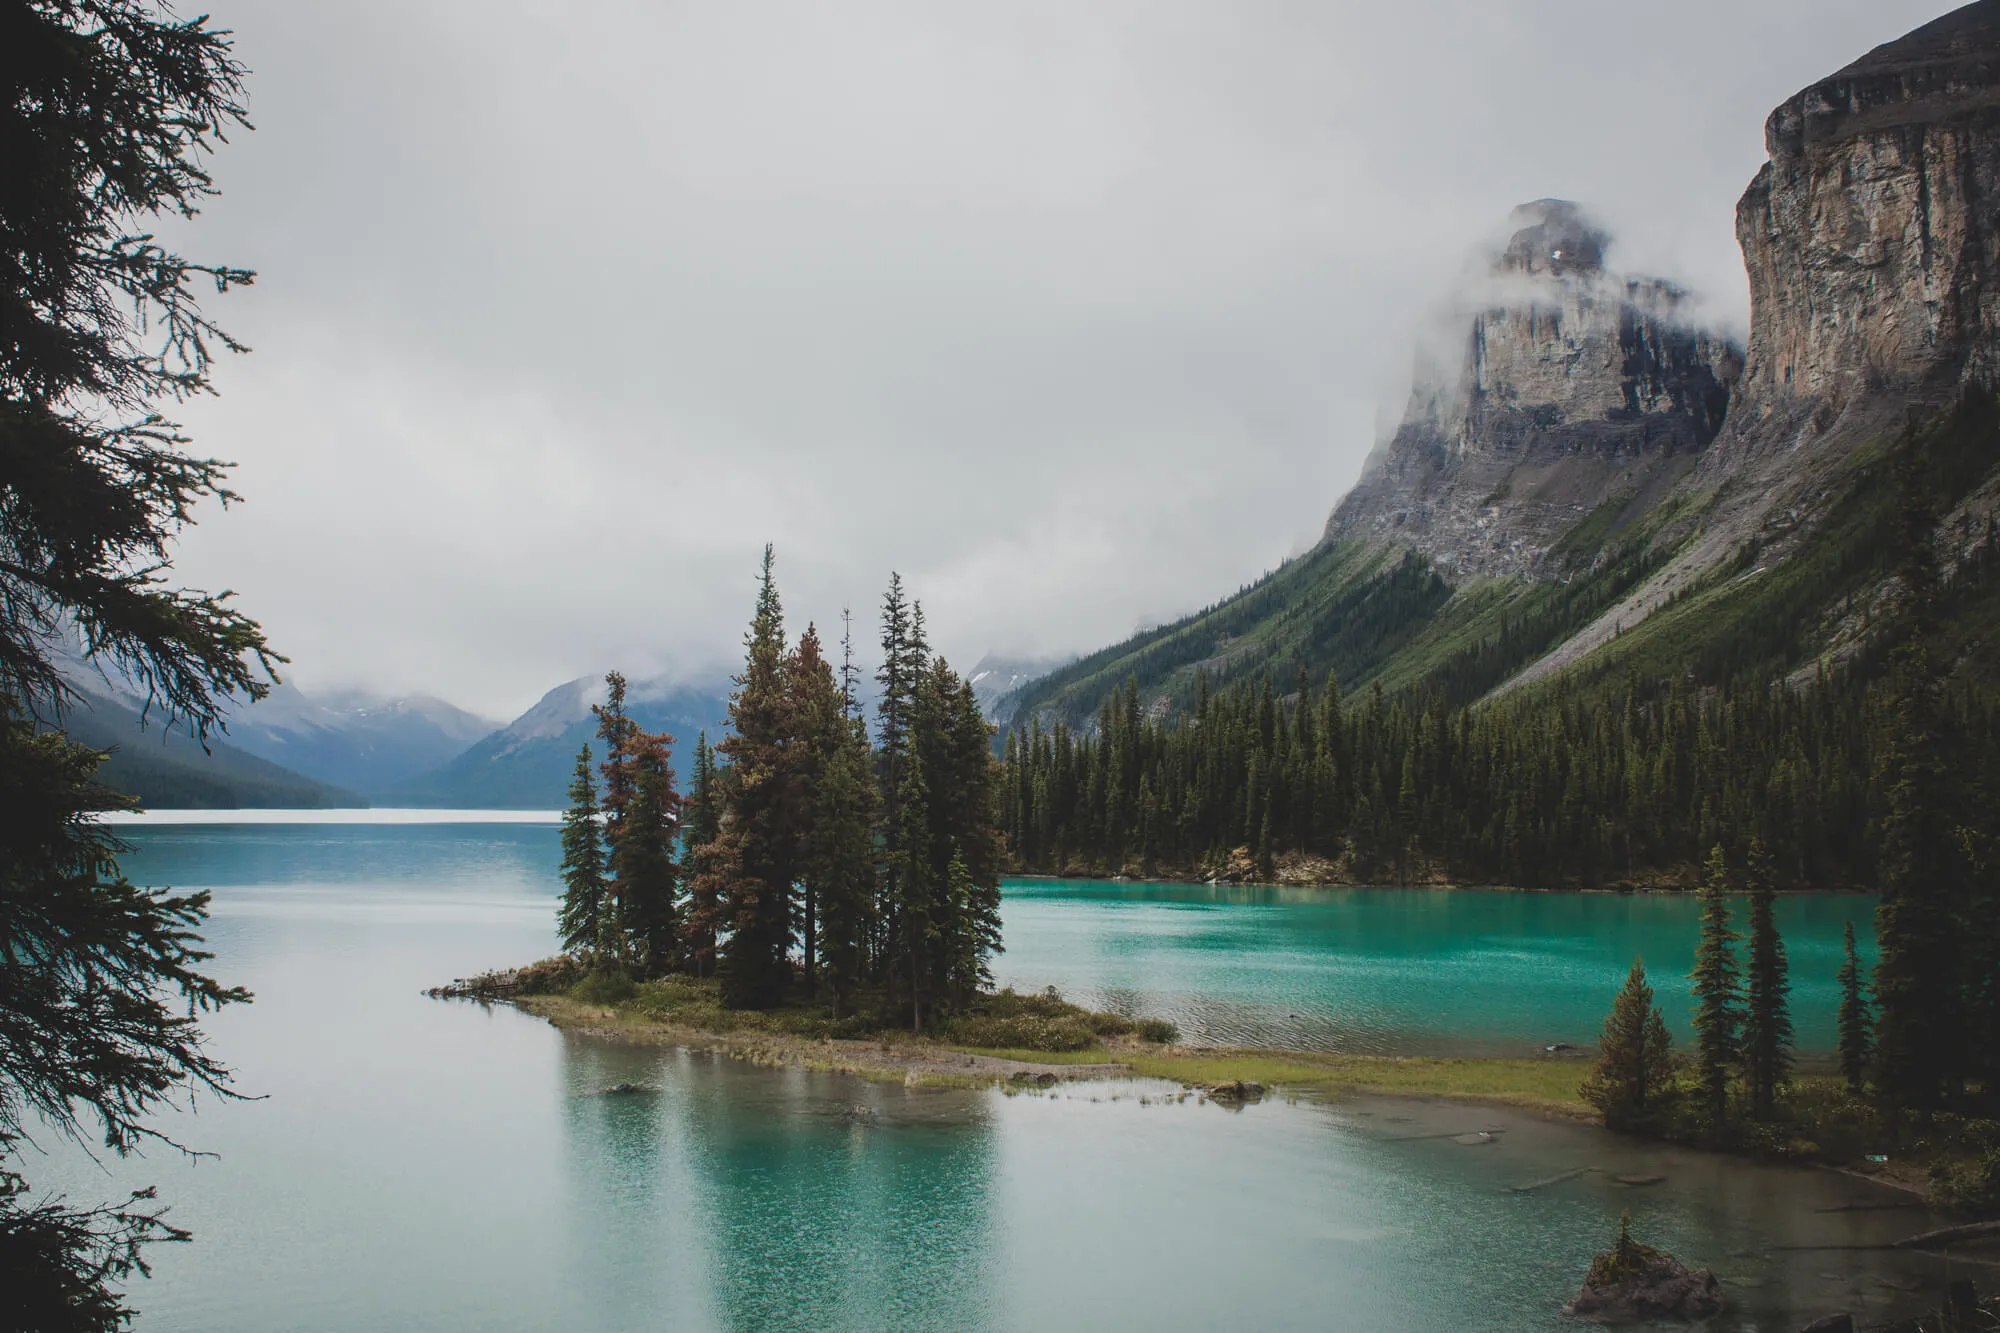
(158, 0, 1955, 719)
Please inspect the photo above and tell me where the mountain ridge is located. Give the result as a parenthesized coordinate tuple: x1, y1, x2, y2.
(1003, 0, 2000, 731)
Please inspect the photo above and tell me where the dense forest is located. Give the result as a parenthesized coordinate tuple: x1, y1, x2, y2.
(1001, 417, 2000, 893)
(558, 550, 1003, 1030)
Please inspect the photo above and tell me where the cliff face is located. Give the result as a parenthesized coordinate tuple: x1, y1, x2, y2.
(1721, 0, 2000, 460)
(1326, 200, 1741, 577)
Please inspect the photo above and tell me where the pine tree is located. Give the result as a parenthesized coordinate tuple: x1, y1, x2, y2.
(717, 545, 803, 1008)
(1872, 434, 1966, 1106)
(1741, 838, 1793, 1119)
(557, 744, 608, 957)
(680, 734, 726, 977)
(1690, 844, 1743, 1134)
(808, 713, 878, 1015)
(613, 730, 681, 976)
(1581, 960, 1676, 1131)
(2, 7, 267, 1318)
(1837, 920, 1874, 1095)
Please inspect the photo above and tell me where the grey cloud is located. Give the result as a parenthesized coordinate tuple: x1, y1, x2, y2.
(157, 0, 1955, 717)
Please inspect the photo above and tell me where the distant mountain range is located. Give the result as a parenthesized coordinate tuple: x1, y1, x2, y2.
(220, 683, 499, 797)
(59, 686, 364, 810)
(60, 649, 730, 810)
(389, 674, 731, 809)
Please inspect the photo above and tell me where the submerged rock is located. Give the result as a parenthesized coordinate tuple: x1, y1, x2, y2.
(1207, 1080, 1266, 1103)
(592, 1082, 659, 1096)
(1563, 1218, 1723, 1323)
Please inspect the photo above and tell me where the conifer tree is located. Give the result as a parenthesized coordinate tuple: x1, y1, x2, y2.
(1581, 960, 1676, 1131)
(787, 623, 843, 984)
(680, 733, 725, 976)
(1837, 920, 1874, 1095)
(613, 731, 681, 976)
(1871, 441, 1964, 1107)
(1741, 838, 1793, 1119)
(557, 744, 608, 957)
(1690, 844, 1743, 1133)
(889, 737, 936, 1031)
(717, 546, 803, 1007)
(808, 712, 878, 1015)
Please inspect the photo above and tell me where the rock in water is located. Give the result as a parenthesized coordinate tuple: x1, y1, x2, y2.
(1563, 1220, 1724, 1323)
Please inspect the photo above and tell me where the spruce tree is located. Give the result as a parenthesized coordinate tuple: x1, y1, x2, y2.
(808, 714, 878, 1015)
(1837, 920, 1874, 1095)
(1689, 844, 1743, 1134)
(1741, 838, 1793, 1119)
(680, 733, 725, 976)
(557, 744, 608, 957)
(717, 546, 802, 1008)
(1580, 960, 1676, 1132)
(1871, 436, 1965, 1106)
(3, 6, 269, 1318)
(612, 731, 681, 976)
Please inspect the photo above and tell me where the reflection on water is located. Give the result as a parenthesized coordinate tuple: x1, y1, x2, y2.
(22, 823, 1950, 1331)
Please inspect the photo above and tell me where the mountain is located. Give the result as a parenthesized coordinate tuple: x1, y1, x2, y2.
(967, 652, 1073, 724)
(1007, 0, 2000, 730)
(58, 688, 363, 809)
(393, 674, 732, 808)
(216, 683, 498, 798)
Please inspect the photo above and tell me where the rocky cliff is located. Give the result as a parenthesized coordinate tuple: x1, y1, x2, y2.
(1006, 3, 2000, 726)
(1325, 200, 1741, 578)
(1725, 0, 2000, 463)
(1511, 0, 2000, 687)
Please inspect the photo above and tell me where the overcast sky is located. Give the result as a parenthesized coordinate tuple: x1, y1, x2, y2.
(160, 0, 1954, 720)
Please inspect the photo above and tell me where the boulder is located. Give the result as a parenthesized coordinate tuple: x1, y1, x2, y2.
(1564, 1222, 1723, 1323)
(1207, 1080, 1265, 1102)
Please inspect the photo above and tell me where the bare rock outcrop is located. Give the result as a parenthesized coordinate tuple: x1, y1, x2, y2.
(1327, 200, 1741, 579)
(1723, 0, 2000, 467)
(1563, 1221, 1724, 1324)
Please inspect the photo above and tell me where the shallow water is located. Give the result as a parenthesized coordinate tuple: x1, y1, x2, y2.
(29, 817, 1960, 1331)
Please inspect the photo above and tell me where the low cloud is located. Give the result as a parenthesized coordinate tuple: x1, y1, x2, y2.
(161, 0, 1953, 717)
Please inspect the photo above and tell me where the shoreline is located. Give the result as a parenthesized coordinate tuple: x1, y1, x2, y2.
(1004, 870, 1875, 896)
(500, 991, 1951, 1204)
(509, 993, 1596, 1117)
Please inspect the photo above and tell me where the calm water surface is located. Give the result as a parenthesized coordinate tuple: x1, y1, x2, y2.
(35, 816, 1960, 1331)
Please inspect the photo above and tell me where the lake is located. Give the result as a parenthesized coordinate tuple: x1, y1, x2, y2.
(36, 814, 1954, 1331)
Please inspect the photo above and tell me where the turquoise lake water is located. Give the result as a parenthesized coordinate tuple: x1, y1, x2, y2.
(35, 816, 1954, 1331)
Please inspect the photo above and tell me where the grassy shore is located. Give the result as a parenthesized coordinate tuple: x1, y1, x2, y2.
(447, 962, 1997, 1209)
(484, 966, 1591, 1116)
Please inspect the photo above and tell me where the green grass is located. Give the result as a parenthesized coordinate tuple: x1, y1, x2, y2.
(1123, 1050, 1590, 1116)
(949, 1046, 1120, 1064)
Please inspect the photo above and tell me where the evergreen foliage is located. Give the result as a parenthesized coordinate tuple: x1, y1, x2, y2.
(1871, 440, 1969, 1107)
(998, 659, 2000, 890)
(556, 744, 607, 957)
(1837, 920, 1874, 1095)
(643, 552, 1008, 1026)
(1740, 839, 1793, 1119)
(1689, 846, 1743, 1134)
(1580, 961, 1676, 1132)
(589, 672, 683, 976)
(2, 5, 267, 1323)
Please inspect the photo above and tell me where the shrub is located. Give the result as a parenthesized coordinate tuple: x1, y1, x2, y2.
(1085, 1011, 1135, 1037)
(946, 1014, 1099, 1052)
(1136, 1018, 1180, 1044)
(512, 955, 585, 995)
(570, 969, 637, 1004)
(1931, 1149, 2000, 1215)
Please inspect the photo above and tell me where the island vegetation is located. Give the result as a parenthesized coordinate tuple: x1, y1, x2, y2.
(549, 550, 1008, 1034)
